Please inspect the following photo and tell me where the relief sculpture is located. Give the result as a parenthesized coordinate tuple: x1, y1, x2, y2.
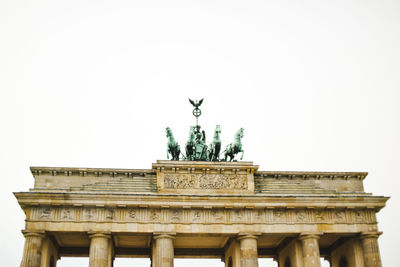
(191, 210, 202, 223)
(61, 208, 73, 220)
(164, 173, 247, 190)
(164, 174, 196, 189)
(32, 206, 373, 225)
(170, 209, 183, 222)
(40, 207, 51, 219)
(127, 208, 138, 220)
(210, 209, 224, 222)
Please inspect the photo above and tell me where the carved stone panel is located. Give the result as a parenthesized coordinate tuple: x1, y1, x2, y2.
(39, 207, 52, 219)
(210, 209, 225, 223)
(334, 210, 346, 223)
(83, 208, 97, 221)
(252, 209, 266, 223)
(163, 173, 248, 190)
(127, 208, 139, 221)
(147, 209, 161, 222)
(169, 209, 183, 223)
(190, 209, 203, 223)
(295, 209, 307, 223)
(232, 209, 246, 223)
(273, 209, 285, 223)
(28, 205, 376, 227)
(61, 208, 74, 220)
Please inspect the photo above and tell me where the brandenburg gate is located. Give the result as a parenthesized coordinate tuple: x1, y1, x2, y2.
(15, 100, 388, 267)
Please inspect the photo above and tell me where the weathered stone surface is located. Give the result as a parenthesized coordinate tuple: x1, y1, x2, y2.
(153, 233, 175, 267)
(238, 233, 259, 267)
(299, 233, 322, 267)
(89, 233, 112, 267)
(15, 161, 388, 266)
(360, 232, 382, 267)
(20, 231, 46, 267)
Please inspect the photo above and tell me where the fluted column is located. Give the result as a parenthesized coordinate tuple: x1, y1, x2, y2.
(237, 233, 260, 267)
(299, 233, 321, 267)
(360, 232, 382, 267)
(153, 233, 175, 267)
(88, 232, 112, 267)
(20, 230, 46, 267)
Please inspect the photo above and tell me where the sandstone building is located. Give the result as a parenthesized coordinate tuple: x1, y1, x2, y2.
(15, 160, 388, 267)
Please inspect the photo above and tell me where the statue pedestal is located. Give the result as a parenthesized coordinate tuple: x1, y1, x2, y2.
(152, 160, 258, 195)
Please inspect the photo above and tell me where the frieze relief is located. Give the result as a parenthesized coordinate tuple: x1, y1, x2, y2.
(39, 207, 52, 219)
(295, 209, 307, 223)
(163, 173, 248, 190)
(83, 208, 98, 221)
(61, 208, 74, 220)
(127, 208, 139, 221)
(190, 209, 203, 223)
(29, 206, 377, 225)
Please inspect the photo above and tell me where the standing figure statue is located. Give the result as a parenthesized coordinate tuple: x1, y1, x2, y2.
(207, 125, 222, 161)
(223, 128, 244, 161)
(193, 125, 208, 161)
(166, 127, 180, 160)
(185, 126, 195, 161)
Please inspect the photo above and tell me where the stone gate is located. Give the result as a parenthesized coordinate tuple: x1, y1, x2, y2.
(15, 160, 388, 267)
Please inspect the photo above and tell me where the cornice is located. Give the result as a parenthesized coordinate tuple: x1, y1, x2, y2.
(30, 166, 368, 181)
(14, 191, 389, 211)
(30, 166, 155, 178)
(255, 171, 368, 181)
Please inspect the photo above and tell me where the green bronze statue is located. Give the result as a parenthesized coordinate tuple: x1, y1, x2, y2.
(185, 126, 195, 161)
(223, 128, 244, 161)
(165, 99, 245, 162)
(207, 125, 221, 161)
(166, 127, 180, 160)
(189, 98, 203, 126)
(193, 125, 208, 161)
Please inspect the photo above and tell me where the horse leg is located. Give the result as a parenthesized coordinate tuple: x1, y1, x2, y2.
(240, 150, 244, 160)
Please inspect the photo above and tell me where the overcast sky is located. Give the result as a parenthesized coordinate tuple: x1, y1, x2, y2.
(1, 0, 399, 266)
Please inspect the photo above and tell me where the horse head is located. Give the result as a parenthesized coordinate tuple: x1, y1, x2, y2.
(188, 126, 195, 142)
(235, 128, 244, 140)
(214, 125, 221, 140)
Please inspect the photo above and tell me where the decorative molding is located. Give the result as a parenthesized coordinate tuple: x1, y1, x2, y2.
(30, 166, 155, 178)
(255, 171, 368, 180)
(29, 206, 378, 225)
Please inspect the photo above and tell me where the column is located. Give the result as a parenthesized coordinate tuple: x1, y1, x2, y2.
(299, 233, 321, 267)
(20, 230, 46, 267)
(237, 233, 260, 267)
(153, 233, 175, 267)
(41, 237, 59, 267)
(88, 232, 112, 267)
(360, 232, 382, 267)
(277, 239, 304, 267)
(224, 240, 241, 267)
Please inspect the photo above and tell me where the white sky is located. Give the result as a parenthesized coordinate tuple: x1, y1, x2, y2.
(1, 0, 399, 266)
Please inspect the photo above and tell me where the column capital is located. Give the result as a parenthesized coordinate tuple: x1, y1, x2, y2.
(360, 232, 382, 240)
(299, 232, 323, 241)
(153, 232, 176, 240)
(88, 232, 112, 239)
(21, 230, 46, 239)
(237, 232, 261, 240)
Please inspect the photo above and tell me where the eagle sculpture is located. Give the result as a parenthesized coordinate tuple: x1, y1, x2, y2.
(189, 98, 204, 108)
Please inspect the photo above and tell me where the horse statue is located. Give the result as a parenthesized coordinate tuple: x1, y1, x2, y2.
(166, 127, 180, 160)
(185, 126, 195, 161)
(223, 128, 244, 161)
(207, 125, 222, 161)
